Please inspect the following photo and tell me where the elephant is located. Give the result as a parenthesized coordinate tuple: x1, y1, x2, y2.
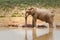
(25, 7, 55, 28)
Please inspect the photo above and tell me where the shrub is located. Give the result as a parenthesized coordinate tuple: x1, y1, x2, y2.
(0, 15, 5, 18)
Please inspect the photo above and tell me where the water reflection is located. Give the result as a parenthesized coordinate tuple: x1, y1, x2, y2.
(53, 28, 60, 40)
(0, 27, 60, 40)
(37, 27, 60, 40)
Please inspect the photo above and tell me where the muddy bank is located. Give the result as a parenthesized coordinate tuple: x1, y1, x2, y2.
(0, 17, 60, 27)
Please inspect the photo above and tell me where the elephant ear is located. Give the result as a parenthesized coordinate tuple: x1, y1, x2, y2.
(29, 7, 36, 14)
(28, 7, 34, 10)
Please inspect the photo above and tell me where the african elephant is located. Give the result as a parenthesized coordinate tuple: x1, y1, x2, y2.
(25, 7, 55, 28)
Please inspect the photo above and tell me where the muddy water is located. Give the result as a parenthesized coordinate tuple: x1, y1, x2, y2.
(0, 27, 60, 40)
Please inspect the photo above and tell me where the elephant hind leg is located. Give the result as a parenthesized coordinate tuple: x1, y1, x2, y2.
(46, 15, 55, 28)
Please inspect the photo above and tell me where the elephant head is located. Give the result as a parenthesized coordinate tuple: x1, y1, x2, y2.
(25, 7, 35, 27)
(25, 7, 35, 16)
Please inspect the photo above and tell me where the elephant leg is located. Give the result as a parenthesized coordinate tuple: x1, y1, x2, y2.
(46, 15, 54, 28)
(32, 15, 37, 27)
(49, 22, 56, 29)
(53, 21, 56, 29)
(32, 18, 37, 27)
(48, 18, 55, 28)
(25, 19, 27, 27)
(49, 23, 53, 28)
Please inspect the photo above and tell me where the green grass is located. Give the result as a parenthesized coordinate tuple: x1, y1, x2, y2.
(0, 0, 60, 9)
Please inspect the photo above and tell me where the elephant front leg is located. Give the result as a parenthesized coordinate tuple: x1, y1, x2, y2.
(32, 16, 37, 27)
(49, 21, 56, 28)
(25, 17, 27, 27)
(49, 23, 53, 28)
(48, 19, 54, 28)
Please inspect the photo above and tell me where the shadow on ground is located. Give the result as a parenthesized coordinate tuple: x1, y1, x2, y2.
(22, 24, 47, 28)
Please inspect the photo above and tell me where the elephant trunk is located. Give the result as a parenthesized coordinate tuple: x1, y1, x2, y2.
(25, 13, 29, 27)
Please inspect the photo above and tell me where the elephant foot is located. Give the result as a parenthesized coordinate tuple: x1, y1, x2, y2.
(49, 26, 54, 28)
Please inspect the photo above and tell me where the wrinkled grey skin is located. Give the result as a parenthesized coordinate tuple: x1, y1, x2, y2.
(25, 7, 55, 28)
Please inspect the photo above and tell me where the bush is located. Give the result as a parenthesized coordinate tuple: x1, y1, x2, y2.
(11, 13, 17, 17)
(11, 13, 24, 17)
(0, 15, 5, 18)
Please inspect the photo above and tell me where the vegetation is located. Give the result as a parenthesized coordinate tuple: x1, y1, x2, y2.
(0, 15, 5, 18)
(11, 12, 24, 17)
(0, 0, 60, 17)
(0, 0, 60, 9)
